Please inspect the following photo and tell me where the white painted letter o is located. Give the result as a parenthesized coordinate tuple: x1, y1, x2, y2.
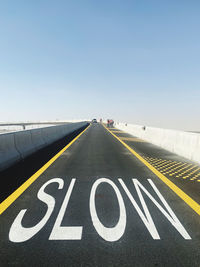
(90, 178, 126, 242)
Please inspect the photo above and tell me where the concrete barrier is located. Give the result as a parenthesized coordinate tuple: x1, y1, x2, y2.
(14, 130, 36, 158)
(0, 121, 88, 171)
(41, 126, 58, 145)
(0, 133, 21, 170)
(115, 123, 200, 164)
(30, 128, 46, 150)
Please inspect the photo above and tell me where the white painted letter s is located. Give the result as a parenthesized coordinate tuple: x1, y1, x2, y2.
(9, 178, 64, 243)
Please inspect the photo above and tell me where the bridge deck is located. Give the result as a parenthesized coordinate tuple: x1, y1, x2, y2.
(0, 123, 200, 266)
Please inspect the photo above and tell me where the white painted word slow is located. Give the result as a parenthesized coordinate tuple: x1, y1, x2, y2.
(9, 178, 191, 243)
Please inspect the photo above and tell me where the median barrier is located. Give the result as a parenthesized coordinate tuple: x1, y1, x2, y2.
(30, 128, 46, 150)
(116, 123, 200, 164)
(41, 126, 57, 145)
(14, 130, 36, 158)
(0, 122, 88, 171)
(0, 133, 21, 170)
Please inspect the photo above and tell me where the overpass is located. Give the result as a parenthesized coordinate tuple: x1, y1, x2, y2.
(0, 121, 200, 266)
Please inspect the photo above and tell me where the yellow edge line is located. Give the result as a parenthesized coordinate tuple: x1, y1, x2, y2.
(0, 124, 90, 215)
(104, 125, 200, 215)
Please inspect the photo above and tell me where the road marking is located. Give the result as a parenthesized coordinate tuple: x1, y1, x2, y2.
(111, 130, 124, 133)
(144, 157, 200, 181)
(120, 137, 146, 142)
(9, 177, 190, 242)
(103, 125, 200, 215)
(90, 178, 127, 242)
(119, 179, 191, 239)
(9, 178, 64, 243)
(49, 178, 83, 240)
(0, 124, 90, 215)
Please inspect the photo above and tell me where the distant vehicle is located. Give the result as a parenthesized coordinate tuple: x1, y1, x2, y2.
(107, 119, 114, 127)
(92, 119, 97, 123)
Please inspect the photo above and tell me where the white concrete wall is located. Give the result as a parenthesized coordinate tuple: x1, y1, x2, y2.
(115, 123, 200, 164)
(0, 122, 88, 171)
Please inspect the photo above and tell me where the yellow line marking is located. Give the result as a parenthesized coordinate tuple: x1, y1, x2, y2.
(120, 137, 146, 142)
(0, 124, 90, 215)
(111, 130, 124, 133)
(103, 125, 200, 215)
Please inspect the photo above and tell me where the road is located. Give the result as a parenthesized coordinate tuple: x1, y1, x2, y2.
(0, 123, 200, 267)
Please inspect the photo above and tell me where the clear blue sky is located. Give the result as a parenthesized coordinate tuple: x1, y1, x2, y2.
(0, 0, 200, 130)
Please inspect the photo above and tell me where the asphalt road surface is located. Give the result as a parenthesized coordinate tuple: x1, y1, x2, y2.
(0, 123, 200, 267)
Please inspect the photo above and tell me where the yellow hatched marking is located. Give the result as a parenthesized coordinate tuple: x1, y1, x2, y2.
(145, 158, 157, 163)
(168, 162, 188, 176)
(120, 137, 146, 142)
(160, 162, 178, 170)
(157, 161, 175, 170)
(172, 163, 189, 175)
(145, 159, 189, 176)
(185, 167, 200, 178)
(147, 158, 162, 163)
(179, 165, 198, 178)
(151, 160, 168, 168)
(194, 173, 200, 179)
(111, 130, 124, 133)
(143, 157, 200, 182)
(176, 164, 193, 177)
(164, 162, 184, 174)
(153, 160, 168, 166)
(104, 125, 200, 215)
